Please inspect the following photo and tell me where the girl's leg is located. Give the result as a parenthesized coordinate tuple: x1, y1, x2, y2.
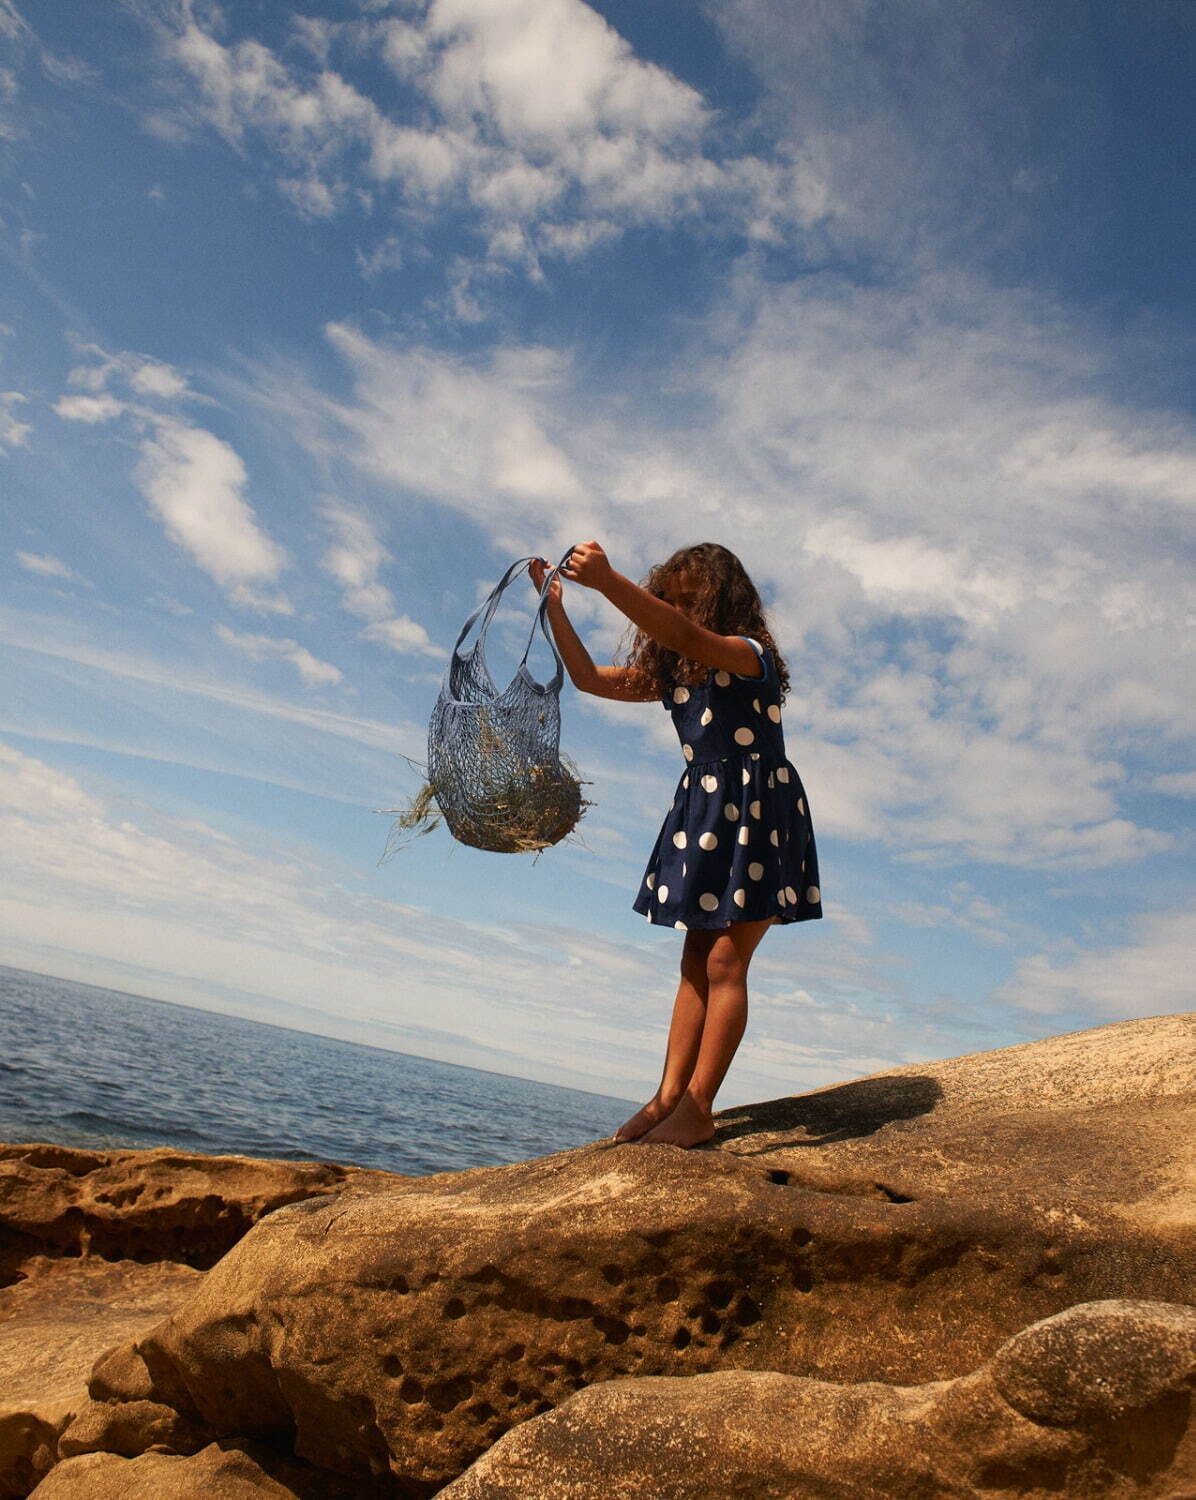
(613, 929, 716, 1143)
(635, 917, 773, 1148)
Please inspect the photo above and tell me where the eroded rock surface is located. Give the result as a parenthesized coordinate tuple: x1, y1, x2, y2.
(440, 1299, 1196, 1499)
(0, 1143, 396, 1280)
(27, 1439, 381, 1499)
(0, 1144, 398, 1498)
(85, 1014, 1196, 1493)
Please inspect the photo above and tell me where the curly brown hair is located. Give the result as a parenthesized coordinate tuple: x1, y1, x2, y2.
(615, 542, 790, 702)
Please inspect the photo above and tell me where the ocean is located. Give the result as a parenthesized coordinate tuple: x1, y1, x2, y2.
(0, 966, 636, 1176)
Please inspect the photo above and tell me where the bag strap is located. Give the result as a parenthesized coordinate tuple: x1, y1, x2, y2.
(451, 545, 578, 697)
(519, 544, 575, 695)
(450, 555, 537, 660)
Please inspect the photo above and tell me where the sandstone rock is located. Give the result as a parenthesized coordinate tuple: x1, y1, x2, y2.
(0, 1144, 397, 1498)
(0, 1143, 397, 1280)
(0, 1258, 200, 1499)
(438, 1298, 1196, 1499)
(89, 1014, 1196, 1493)
(27, 1440, 382, 1499)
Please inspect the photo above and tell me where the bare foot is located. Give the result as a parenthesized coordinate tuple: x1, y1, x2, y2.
(634, 1092, 715, 1148)
(612, 1094, 681, 1143)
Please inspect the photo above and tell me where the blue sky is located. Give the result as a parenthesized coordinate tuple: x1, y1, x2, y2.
(1, 0, 1193, 1107)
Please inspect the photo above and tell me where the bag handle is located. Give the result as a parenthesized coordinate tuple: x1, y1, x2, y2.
(519, 544, 575, 695)
(451, 544, 578, 695)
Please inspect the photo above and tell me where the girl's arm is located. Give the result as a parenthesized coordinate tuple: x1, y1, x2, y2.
(591, 558, 763, 679)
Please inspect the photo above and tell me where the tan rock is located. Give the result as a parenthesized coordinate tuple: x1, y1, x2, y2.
(439, 1298, 1196, 1499)
(0, 1143, 397, 1279)
(27, 1440, 381, 1499)
(0, 1144, 396, 1497)
(90, 1014, 1196, 1492)
(0, 1259, 200, 1498)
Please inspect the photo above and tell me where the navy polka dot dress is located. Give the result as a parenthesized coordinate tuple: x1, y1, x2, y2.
(632, 637, 823, 931)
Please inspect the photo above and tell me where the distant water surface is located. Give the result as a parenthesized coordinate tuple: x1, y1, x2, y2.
(0, 966, 635, 1176)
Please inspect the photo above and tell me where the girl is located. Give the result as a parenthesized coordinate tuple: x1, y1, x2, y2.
(528, 540, 822, 1150)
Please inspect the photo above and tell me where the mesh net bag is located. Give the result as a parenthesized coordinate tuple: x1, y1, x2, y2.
(379, 547, 592, 858)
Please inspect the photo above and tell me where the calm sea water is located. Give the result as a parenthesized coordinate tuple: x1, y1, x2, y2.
(0, 966, 636, 1176)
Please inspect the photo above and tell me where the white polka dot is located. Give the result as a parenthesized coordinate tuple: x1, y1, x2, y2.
(737, 826, 750, 845)
(674, 919, 687, 929)
(646, 872, 655, 889)
(741, 766, 751, 785)
(767, 704, 781, 723)
(777, 766, 790, 783)
(673, 686, 690, 703)
(752, 698, 761, 713)
(714, 670, 731, 686)
(699, 892, 719, 911)
(785, 886, 798, 904)
(734, 726, 755, 746)
(657, 884, 669, 902)
(797, 797, 805, 815)
(778, 887, 788, 906)
(749, 799, 761, 819)
(723, 801, 739, 820)
(672, 831, 687, 849)
(767, 772, 775, 788)
(682, 744, 693, 761)
(748, 861, 764, 880)
(769, 829, 779, 846)
(806, 885, 820, 903)
(700, 707, 713, 725)
(698, 831, 718, 850)
(733, 888, 746, 907)
(701, 773, 718, 792)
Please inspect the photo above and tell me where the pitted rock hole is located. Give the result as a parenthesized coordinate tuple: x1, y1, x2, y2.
(703, 1278, 735, 1310)
(443, 1297, 467, 1319)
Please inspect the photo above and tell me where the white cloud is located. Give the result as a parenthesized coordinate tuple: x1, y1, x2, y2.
(320, 501, 442, 658)
(1154, 771, 1196, 799)
(53, 392, 125, 423)
(132, 416, 290, 610)
(64, 341, 194, 402)
(0, 390, 31, 451)
(148, 0, 827, 282)
(317, 326, 588, 548)
(996, 903, 1196, 1020)
(15, 551, 75, 580)
(215, 623, 342, 687)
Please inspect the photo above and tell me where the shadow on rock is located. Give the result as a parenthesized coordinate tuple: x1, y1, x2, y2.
(713, 1074, 943, 1148)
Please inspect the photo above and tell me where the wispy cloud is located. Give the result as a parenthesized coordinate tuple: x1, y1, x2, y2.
(53, 342, 291, 613)
(996, 903, 1196, 1020)
(215, 623, 342, 687)
(0, 390, 30, 452)
(143, 0, 827, 291)
(15, 551, 78, 581)
(320, 501, 442, 659)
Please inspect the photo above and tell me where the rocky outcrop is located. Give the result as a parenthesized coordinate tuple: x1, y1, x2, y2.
(0, 1143, 396, 1281)
(439, 1299, 1196, 1498)
(0, 1145, 398, 1498)
(28, 1439, 380, 1498)
(70, 1013, 1195, 1495)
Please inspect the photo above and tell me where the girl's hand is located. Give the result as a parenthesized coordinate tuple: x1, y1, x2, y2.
(560, 540, 614, 593)
(528, 556, 563, 604)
